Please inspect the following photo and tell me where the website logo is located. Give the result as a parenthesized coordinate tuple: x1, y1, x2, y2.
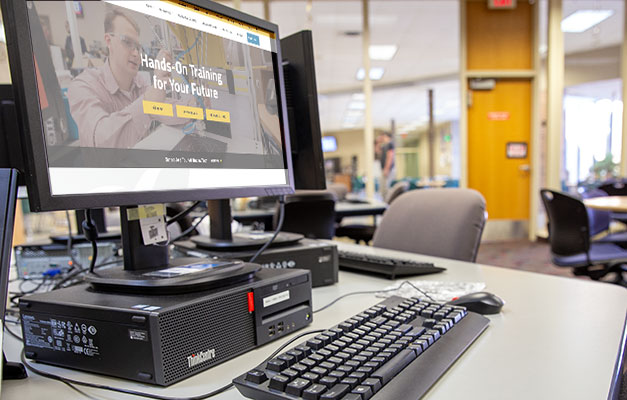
(247, 32, 260, 46)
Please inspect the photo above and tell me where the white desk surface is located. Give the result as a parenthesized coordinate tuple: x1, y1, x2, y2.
(3, 241, 627, 399)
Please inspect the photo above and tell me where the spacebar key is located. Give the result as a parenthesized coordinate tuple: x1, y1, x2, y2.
(371, 349, 417, 385)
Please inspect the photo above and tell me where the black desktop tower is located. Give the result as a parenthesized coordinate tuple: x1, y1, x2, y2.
(19, 268, 312, 386)
(174, 238, 338, 287)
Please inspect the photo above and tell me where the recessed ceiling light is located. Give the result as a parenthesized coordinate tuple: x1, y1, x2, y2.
(356, 67, 385, 81)
(561, 10, 614, 33)
(369, 45, 397, 61)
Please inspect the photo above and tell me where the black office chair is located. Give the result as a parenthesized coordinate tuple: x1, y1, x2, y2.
(540, 189, 627, 284)
(334, 181, 410, 244)
(275, 191, 336, 239)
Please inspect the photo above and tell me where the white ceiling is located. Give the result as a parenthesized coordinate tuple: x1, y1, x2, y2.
(220, 0, 625, 133)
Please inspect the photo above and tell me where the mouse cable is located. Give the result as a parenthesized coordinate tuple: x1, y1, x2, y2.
(81, 209, 99, 274)
(64, 210, 83, 271)
(313, 280, 437, 314)
(18, 328, 324, 400)
(249, 195, 286, 264)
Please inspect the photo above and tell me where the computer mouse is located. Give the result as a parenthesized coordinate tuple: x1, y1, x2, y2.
(448, 291, 504, 315)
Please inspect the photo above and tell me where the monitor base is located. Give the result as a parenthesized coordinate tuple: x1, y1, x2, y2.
(191, 231, 303, 251)
(85, 257, 259, 295)
(3, 353, 27, 380)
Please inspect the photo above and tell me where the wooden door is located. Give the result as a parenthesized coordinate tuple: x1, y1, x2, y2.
(468, 79, 531, 219)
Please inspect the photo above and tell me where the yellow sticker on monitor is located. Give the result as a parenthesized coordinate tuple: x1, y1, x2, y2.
(206, 109, 231, 123)
(126, 204, 166, 221)
(176, 105, 204, 120)
(143, 101, 173, 117)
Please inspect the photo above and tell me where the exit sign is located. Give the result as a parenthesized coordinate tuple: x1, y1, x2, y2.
(488, 0, 517, 9)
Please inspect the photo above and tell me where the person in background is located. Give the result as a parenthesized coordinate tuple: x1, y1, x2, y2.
(379, 132, 396, 199)
(68, 9, 184, 148)
(64, 21, 87, 69)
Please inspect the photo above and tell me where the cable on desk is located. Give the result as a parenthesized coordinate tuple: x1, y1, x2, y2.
(18, 327, 325, 400)
(64, 210, 83, 271)
(313, 280, 437, 314)
(166, 201, 203, 226)
(249, 195, 286, 264)
(168, 212, 208, 244)
(4, 324, 23, 341)
(81, 209, 99, 274)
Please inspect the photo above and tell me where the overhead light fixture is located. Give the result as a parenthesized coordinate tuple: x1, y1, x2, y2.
(369, 45, 397, 61)
(561, 10, 614, 33)
(347, 101, 365, 110)
(356, 67, 385, 81)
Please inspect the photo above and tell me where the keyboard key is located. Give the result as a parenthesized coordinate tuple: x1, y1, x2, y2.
(269, 374, 290, 391)
(352, 385, 374, 400)
(341, 377, 359, 389)
(371, 349, 417, 384)
(361, 378, 382, 393)
(319, 376, 338, 388)
(320, 383, 350, 399)
(342, 394, 362, 400)
(266, 359, 287, 372)
(278, 353, 296, 366)
(286, 378, 311, 396)
(303, 383, 327, 400)
(244, 369, 267, 384)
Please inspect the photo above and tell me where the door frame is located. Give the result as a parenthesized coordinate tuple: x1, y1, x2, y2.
(460, 0, 541, 240)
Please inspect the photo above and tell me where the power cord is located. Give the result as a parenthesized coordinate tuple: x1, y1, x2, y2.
(166, 201, 203, 226)
(249, 195, 285, 263)
(313, 280, 437, 314)
(81, 209, 99, 274)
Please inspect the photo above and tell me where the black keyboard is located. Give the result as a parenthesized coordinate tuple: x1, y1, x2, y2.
(338, 250, 445, 279)
(233, 295, 489, 400)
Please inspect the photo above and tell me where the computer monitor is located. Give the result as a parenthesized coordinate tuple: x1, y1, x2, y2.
(0, 168, 27, 380)
(1, 0, 295, 292)
(281, 30, 326, 190)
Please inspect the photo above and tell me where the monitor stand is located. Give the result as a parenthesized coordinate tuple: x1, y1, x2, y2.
(190, 199, 302, 251)
(84, 206, 259, 295)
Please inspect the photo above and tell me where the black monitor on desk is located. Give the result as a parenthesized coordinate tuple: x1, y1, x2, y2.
(1, 0, 295, 292)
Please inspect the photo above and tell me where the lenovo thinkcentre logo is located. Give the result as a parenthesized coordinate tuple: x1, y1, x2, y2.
(187, 349, 216, 368)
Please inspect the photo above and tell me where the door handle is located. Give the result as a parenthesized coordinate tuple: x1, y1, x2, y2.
(519, 164, 530, 172)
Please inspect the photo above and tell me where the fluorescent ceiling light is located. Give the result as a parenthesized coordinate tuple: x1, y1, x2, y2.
(369, 45, 397, 61)
(356, 67, 385, 81)
(351, 93, 365, 101)
(348, 101, 365, 110)
(561, 10, 614, 33)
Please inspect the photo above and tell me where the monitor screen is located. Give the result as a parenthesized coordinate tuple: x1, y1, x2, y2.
(5, 0, 293, 211)
(322, 136, 337, 152)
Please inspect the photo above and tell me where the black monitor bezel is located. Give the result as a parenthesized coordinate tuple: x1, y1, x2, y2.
(1, 0, 294, 212)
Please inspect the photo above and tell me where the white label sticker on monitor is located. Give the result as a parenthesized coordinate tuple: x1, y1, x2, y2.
(139, 216, 167, 245)
(263, 290, 290, 308)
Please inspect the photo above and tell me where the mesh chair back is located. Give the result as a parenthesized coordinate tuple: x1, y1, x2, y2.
(540, 189, 590, 256)
(372, 188, 486, 262)
(276, 191, 336, 239)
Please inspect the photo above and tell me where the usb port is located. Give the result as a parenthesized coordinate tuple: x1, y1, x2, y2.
(268, 325, 275, 336)
(277, 322, 284, 333)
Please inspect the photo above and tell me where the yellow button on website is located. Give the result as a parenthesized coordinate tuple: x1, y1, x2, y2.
(206, 109, 231, 123)
(176, 105, 204, 120)
(143, 101, 173, 117)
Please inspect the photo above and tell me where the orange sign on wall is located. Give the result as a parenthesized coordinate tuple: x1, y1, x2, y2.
(487, 111, 510, 121)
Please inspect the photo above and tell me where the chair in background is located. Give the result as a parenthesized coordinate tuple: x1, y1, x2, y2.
(581, 188, 627, 244)
(540, 189, 627, 284)
(372, 188, 486, 262)
(596, 180, 627, 224)
(274, 191, 336, 239)
(327, 183, 348, 201)
(334, 181, 410, 244)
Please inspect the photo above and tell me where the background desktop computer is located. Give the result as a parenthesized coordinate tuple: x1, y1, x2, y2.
(1, 0, 317, 383)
